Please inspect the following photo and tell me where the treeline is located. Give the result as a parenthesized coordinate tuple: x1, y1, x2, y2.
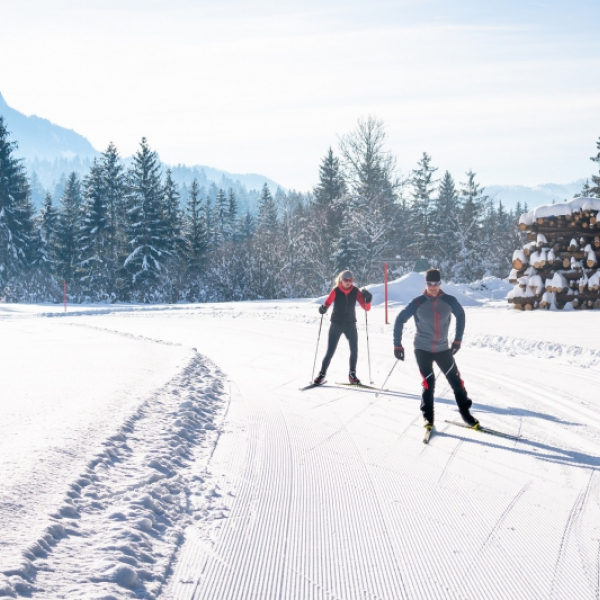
(1, 115, 598, 303)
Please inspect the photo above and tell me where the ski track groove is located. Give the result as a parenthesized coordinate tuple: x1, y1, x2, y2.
(550, 470, 597, 600)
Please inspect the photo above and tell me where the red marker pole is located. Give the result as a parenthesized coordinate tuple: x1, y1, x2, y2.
(63, 280, 67, 312)
(384, 262, 389, 324)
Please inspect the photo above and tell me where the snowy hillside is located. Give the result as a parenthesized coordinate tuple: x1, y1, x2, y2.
(1, 280, 600, 599)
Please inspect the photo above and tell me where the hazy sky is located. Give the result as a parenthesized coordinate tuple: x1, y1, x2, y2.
(1, 0, 599, 190)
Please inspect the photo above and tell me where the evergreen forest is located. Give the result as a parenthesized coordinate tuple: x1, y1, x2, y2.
(1, 115, 599, 304)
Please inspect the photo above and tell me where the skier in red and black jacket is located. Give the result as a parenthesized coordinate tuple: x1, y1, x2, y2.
(393, 268, 480, 431)
(314, 270, 372, 385)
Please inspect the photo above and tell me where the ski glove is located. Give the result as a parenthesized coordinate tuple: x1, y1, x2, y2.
(360, 288, 373, 303)
(318, 305, 328, 315)
(451, 340, 461, 355)
(394, 346, 405, 361)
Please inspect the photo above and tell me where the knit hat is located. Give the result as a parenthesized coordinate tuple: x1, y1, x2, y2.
(425, 268, 441, 283)
(340, 270, 353, 281)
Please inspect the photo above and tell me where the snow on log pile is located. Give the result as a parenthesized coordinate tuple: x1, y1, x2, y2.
(509, 197, 600, 310)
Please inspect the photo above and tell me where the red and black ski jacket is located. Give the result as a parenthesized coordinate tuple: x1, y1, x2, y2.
(323, 284, 371, 325)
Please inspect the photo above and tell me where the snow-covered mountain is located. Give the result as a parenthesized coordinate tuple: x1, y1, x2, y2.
(0, 90, 281, 195)
(486, 180, 587, 211)
(0, 91, 98, 162)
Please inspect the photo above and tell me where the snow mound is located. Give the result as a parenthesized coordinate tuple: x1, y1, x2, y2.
(346, 272, 486, 307)
(447, 277, 513, 301)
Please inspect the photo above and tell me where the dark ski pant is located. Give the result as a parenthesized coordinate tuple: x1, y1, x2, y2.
(414, 348, 472, 423)
(320, 321, 358, 374)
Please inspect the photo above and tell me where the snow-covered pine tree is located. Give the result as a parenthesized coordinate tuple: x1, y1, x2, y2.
(590, 137, 600, 197)
(123, 137, 167, 302)
(79, 159, 111, 300)
(227, 189, 238, 240)
(214, 188, 229, 247)
(40, 191, 58, 259)
(453, 170, 488, 282)
(0, 115, 34, 294)
(100, 142, 127, 289)
(408, 152, 438, 267)
(433, 171, 460, 277)
(252, 183, 281, 298)
(311, 147, 346, 281)
(183, 179, 209, 303)
(54, 172, 83, 294)
(313, 147, 346, 231)
(338, 117, 401, 282)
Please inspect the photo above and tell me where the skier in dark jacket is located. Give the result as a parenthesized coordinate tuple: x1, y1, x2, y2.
(393, 268, 479, 431)
(314, 270, 372, 385)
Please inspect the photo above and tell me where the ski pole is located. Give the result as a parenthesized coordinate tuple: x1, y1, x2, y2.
(365, 311, 373, 383)
(311, 314, 324, 383)
(376, 359, 398, 397)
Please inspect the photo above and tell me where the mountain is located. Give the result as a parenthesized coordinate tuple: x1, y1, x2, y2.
(0, 90, 283, 208)
(485, 180, 587, 212)
(0, 91, 99, 161)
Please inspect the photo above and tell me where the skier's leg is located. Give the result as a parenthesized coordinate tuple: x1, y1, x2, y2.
(345, 323, 359, 372)
(320, 322, 344, 374)
(415, 349, 435, 424)
(435, 350, 478, 425)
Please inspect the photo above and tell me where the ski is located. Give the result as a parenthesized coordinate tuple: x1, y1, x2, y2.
(423, 426, 433, 444)
(335, 382, 378, 390)
(299, 381, 327, 391)
(444, 420, 521, 441)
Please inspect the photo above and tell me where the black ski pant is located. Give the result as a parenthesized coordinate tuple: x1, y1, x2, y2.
(414, 348, 472, 424)
(320, 321, 358, 374)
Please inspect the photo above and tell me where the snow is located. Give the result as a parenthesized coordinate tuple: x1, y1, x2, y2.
(318, 272, 512, 307)
(519, 196, 600, 225)
(2, 282, 600, 599)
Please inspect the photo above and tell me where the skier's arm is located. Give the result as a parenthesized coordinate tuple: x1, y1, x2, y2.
(393, 300, 418, 347)
(323, 289, 336, 309)
(446, 296, 465, 341)
(356, 288, 371, 311)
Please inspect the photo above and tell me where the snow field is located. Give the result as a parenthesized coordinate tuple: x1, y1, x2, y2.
(0, 319, 229, 599)
(2, 295, 600, 599)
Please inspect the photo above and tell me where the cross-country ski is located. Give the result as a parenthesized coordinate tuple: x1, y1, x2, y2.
(445, 420, 522, 441)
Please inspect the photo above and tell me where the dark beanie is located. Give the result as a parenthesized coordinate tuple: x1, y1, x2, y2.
(425, 268, 441, 282)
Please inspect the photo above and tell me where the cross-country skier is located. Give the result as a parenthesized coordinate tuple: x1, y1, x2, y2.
(314, 270, 372, 385)
(392, 268, 479, 432)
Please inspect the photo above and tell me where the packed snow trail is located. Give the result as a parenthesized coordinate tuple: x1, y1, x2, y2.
(2, 302, 600, 599)
(67, 305, 600, 600)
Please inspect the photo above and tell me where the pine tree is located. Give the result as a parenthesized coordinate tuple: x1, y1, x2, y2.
(40, 191, 58, 254)
(100, 142, 127, 290)
(408, 152, 438, 265)
(54, 172, 83, 290)
(123, 137, 167, 301)
(163, 168, 185, 256)
(590, 137, 600, 197)
(453, 170, 488, 282)
(228, 188, 238, 240)
(184, 178, 208, 278)
(0, 116, 33, 289)
(434, 171, 460, 277)
(79, 159, 111, 299)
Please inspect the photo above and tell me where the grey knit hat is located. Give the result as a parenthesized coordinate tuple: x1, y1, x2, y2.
(339, 270, 353, 281)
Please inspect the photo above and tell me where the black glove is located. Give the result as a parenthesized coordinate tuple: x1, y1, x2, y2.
(451, 340, 461, 355)
(361, 288, 373, 303)
(318, 305, 328, 315)
(394, 346, 405, 361)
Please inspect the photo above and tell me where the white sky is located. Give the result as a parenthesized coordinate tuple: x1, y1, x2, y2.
(1, 0, 599, 190)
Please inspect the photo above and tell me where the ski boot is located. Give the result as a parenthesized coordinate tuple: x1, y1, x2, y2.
(348, 371, 361, 385)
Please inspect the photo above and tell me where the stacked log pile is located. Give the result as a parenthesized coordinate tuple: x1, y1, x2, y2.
(508, 197, 600, 310)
